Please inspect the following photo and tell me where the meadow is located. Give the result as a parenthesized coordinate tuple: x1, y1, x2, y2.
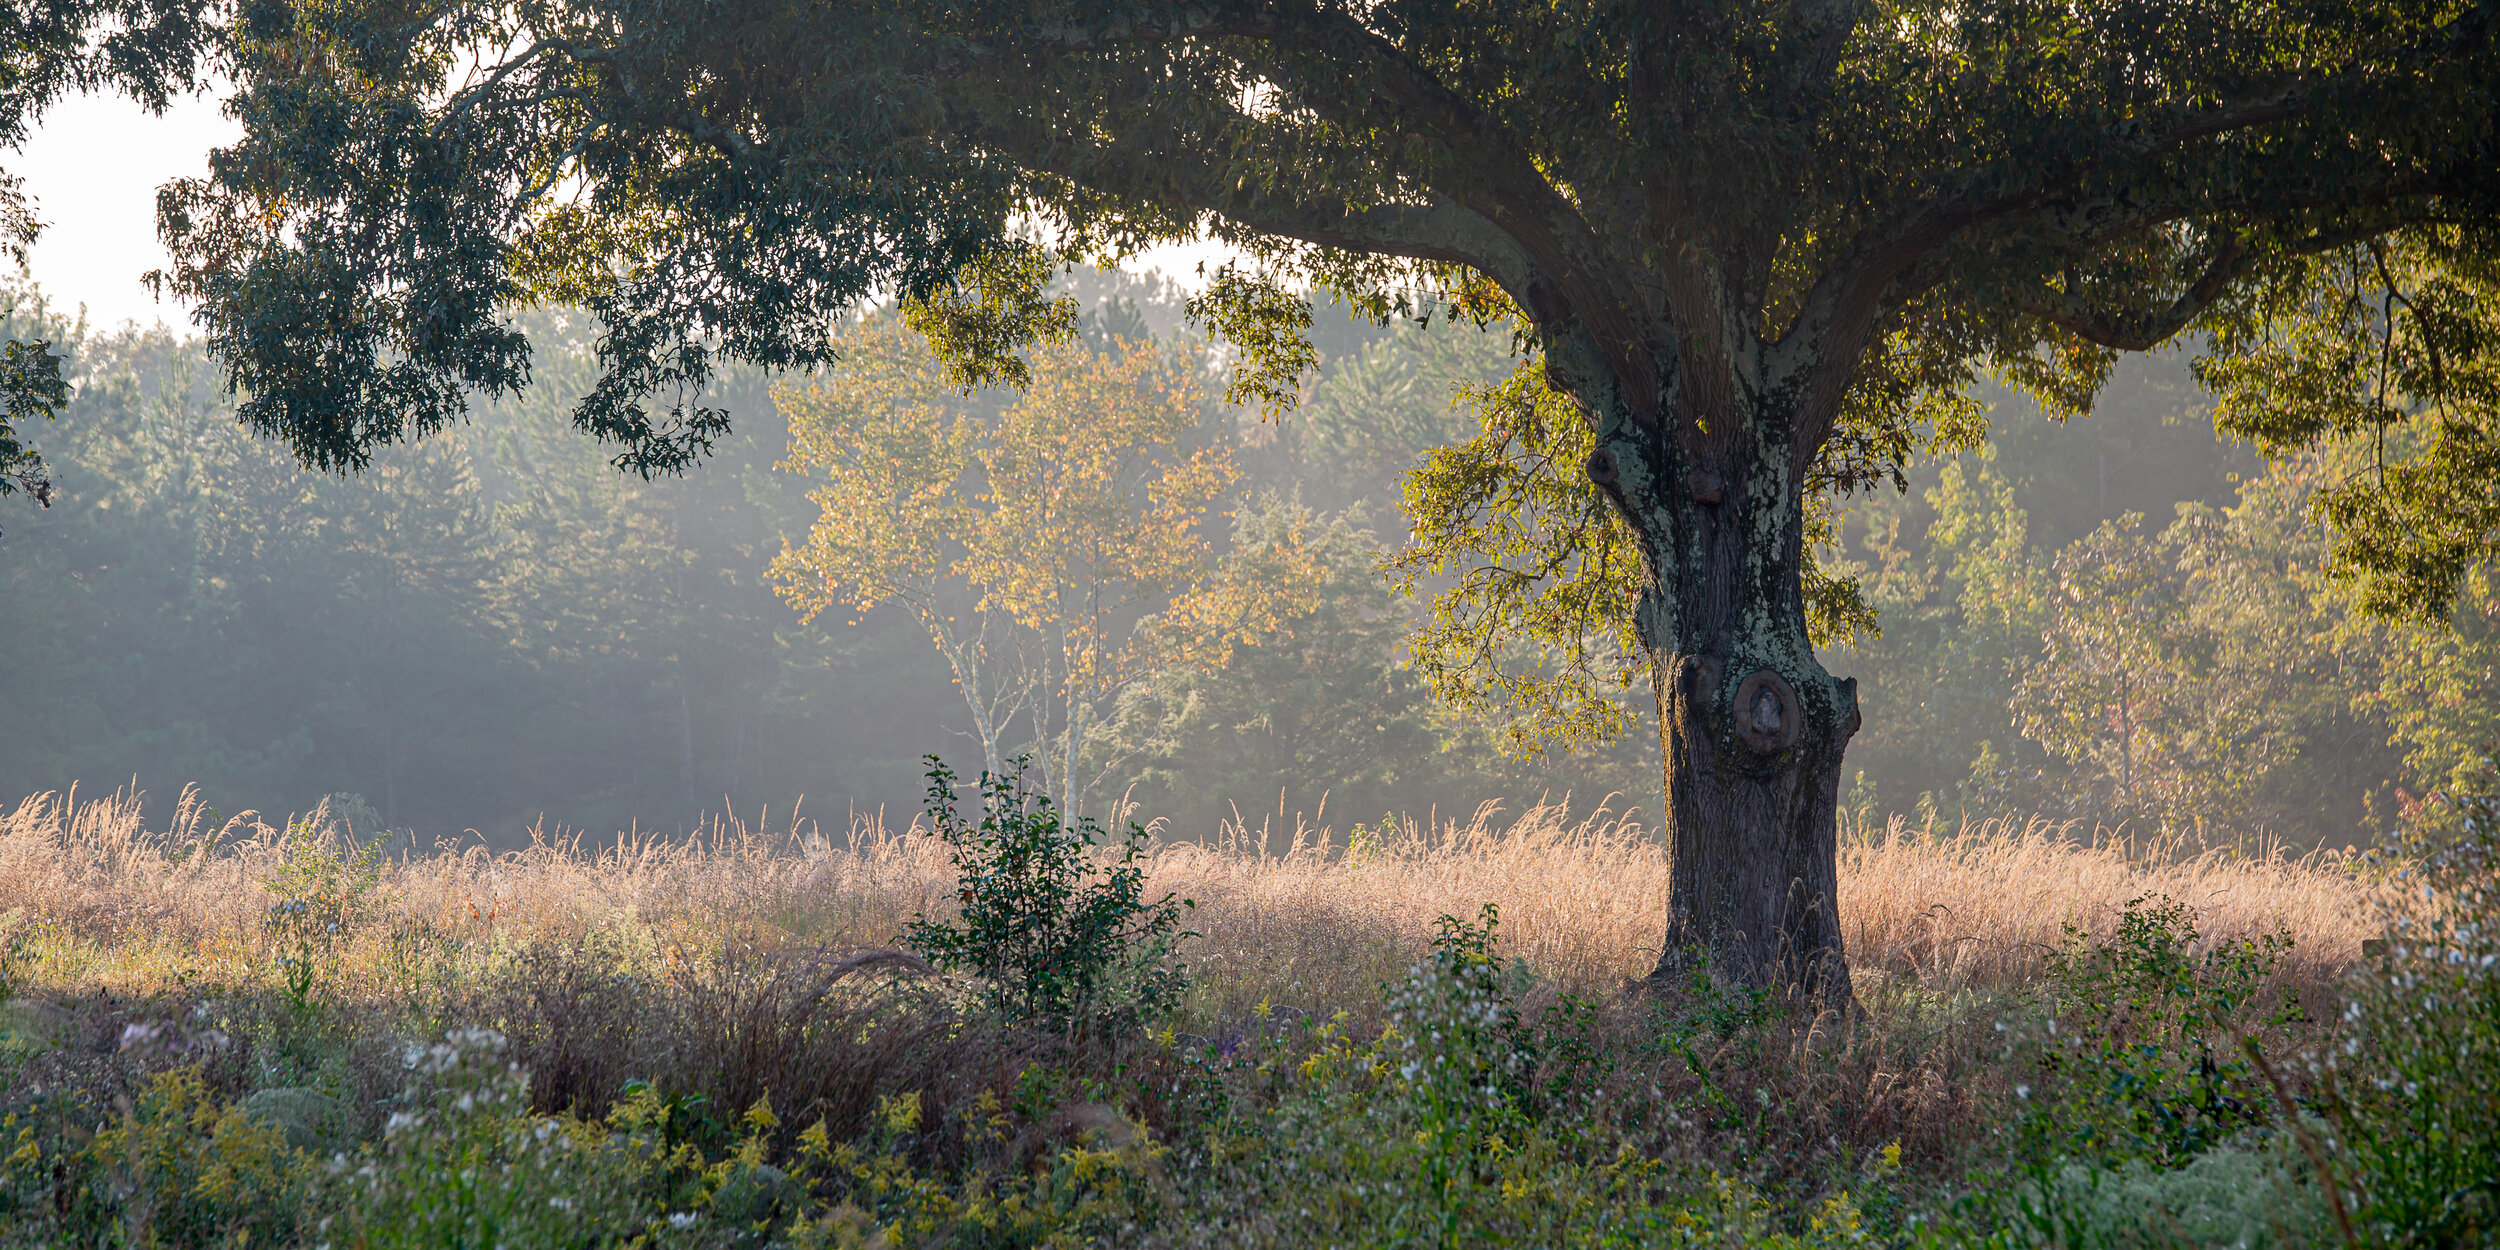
(0, 780, 2488, 1247)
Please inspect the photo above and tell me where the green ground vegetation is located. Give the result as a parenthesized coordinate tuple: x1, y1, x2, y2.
(0, 767, 2491, 1246)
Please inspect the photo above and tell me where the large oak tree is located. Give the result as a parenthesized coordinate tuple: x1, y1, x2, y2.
(153, 0, 2500, 997)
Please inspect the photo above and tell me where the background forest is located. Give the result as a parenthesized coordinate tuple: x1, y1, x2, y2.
(1, 273, 2491, 849)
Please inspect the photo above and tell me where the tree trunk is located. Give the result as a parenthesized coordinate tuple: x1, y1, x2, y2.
(1583, 387, 1861, 1002)
(1651, 641, 1857, 999)
(678, 685, 698, 807)
(382, 574, 401, 830)
(1057, 698, 1086, 821)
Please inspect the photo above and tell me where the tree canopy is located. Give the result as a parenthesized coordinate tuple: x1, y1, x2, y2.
(147, 0, 2498, 616)
(771, 315, 1313, 814)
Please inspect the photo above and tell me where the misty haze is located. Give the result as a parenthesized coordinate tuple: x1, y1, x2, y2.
(0, 2, 2494, 1244)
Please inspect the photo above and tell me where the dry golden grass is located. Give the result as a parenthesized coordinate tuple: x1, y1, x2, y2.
(1838, 812, 2384, 991)
(0, 784, 2388, 1022)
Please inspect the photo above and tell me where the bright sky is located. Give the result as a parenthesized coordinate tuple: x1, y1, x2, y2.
(10, 90, 1229, 335)
(14, 89, 241, 332)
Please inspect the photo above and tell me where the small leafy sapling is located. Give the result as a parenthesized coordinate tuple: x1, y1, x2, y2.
(903, 757, 1194, 1034)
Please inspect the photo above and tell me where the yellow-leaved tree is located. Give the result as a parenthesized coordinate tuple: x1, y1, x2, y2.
(772, 315, 1317, 816)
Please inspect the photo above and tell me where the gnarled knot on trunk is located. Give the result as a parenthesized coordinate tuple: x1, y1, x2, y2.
(1585, 447, 1617, 485)
(1731, 670, 1801, 754)
(1677, 654, 1722, 709)
(1749, 687, 1782, 734)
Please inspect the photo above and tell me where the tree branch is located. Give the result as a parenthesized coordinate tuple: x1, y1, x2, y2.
(1102, 3, 1666, 420)
(497, 38, 757, 160)
(2022, 217, 2411, 349)
(2017, 234, 2250, 351)
(974, 103, 1534, 294)
(1770, 90, 2319, 464)
(1226, 200, 1540, 297)
(1769, 195, 1996, 442)
(1773, 0, 1870, 112)
(432, 39, 563, 139)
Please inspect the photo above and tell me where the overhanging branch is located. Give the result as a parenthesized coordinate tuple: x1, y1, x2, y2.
(2018, 234, 2251, 351)
(1771, 89, 2323, 465)
(1218, 200, 1538, 298)
(1067, 3, 1665, 419)
(969, 100, 1541, 334)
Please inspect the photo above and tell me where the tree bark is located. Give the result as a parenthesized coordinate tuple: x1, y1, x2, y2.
(1652, 642, 1858, 1000)
(678, 685, 698, 807)
(1573, 353, 1861, 1003)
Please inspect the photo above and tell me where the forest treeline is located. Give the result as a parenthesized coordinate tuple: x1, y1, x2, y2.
(0, 277, 2490, 846)
(1835, 370, 2498, 842)
(0, 275, 1648, 839)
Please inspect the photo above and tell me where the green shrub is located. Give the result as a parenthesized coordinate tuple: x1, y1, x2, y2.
(1170, 905, 1883, 1248)
(307, 1024, 1178, 1249)
(2331, 785, 2500, 1247)
(83, 1067, 311, 1246)
(2016, 1131, 2333, 1249)
(1645, 956, 1789, 1137)
(264, 815, 393, 1011)
(0, 1066, 315, 1245)
(904, 758, 1194, 1034)
(770, 1089, 1173, 1249)
(311, 1026, 651, 1248)
(2023, 895, 2297, 1169)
